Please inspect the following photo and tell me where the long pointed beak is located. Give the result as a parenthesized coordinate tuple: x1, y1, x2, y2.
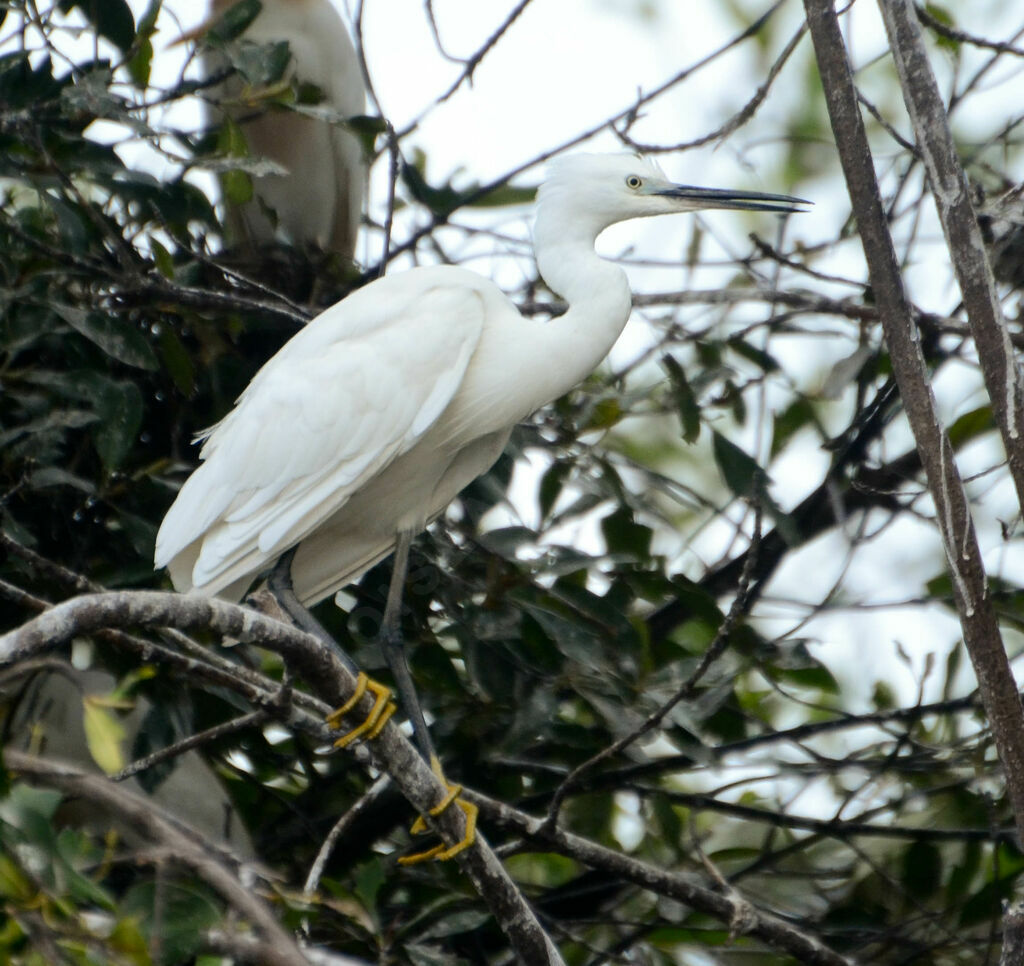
(655, 184, 811, 214)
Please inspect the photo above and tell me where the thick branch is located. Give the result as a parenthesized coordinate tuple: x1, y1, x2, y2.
(0, 591, 564, 966)
(803, 0, 1024, 846)
(1002, 900, 1024, 966)
(878, 0, 1024, 508)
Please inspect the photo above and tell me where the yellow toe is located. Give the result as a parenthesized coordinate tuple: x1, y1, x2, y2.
(398, 762, 478, 865)
(326, 672, 396, 748)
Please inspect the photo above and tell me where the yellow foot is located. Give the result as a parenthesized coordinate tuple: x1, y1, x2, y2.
(326, 672, 397, 749)
(398, 757, 479, 865)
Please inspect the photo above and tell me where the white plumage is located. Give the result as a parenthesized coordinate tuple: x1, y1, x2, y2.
(156, 154, 806, 605)
(200, 0, 366, 256)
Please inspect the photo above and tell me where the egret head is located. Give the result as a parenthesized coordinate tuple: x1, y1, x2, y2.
(536, 153, 808, 237)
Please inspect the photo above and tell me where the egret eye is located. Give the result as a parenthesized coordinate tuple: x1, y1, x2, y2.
(626, 175, 643, 189)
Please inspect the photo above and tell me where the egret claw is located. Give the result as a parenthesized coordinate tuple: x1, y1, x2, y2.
(326, 672, 397, 748)
(398, 759, 479, 864)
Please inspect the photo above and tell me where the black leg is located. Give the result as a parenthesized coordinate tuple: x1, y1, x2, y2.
(378, 530, 438, 765)
(270, 535, 476, 863)
(270, 547, 396, 748)
(268, 547, 359, 675)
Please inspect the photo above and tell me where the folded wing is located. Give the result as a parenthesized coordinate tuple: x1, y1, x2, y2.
(155, 273, 486, 598)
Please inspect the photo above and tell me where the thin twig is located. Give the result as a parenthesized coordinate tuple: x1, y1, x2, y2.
(110, 710, 269, 783)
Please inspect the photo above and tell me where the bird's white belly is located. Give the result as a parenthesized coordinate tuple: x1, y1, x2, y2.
(289, 425, 511, 604)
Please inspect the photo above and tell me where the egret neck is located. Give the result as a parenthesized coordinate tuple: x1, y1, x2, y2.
(529, 195, 633, 406)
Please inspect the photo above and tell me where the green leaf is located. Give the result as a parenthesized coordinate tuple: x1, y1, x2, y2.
(775, 663, 839, 694)
(27, 466, 96, 492)
(217, 114, 249, 158)
(711, 430, 800, 544)
(947, 841, 982, 903)
(127, 34, 153, 86)
(0, 854, 34, 903)
(586, 397, 622, 430)
(601, 506, 652, 559)
(233, 39, 292, 87)
(465, 183, 537, 208)
(711, 430, 765, 500)
(149, 239, 174, 279)
(54, 305, 158, 370)
(159, 325, 196, 397)
(0, 409, 98, 449)
(902, 840, 943, 900)
(346, 114, 388, 157)
(727, 335, 779, 373)
(518, 600, 604, 668)
(924, 4, 961, 55)
(205, 0, 263, 46)
(127, 2, 161, 87)
(0, 51, 61, 109)
(353, 858, 386, 919)
(667, 574, 725, 627)
(54, 829, 117, 909)
(83, 697, 128, 774)
(129, 701, 179, 793)
(872, 680, 896, 710)
(419, 908, 491, 940)
(948, 405, 994, 449)
(107, 917, 149, 960)
(92, 379, 144, 472)
(661, 354, 700, 443)
(478, 526, 536, 559)
(217, 117, 255, 205)
(401, 160, 461, 217)
(539, 460, 569, 522)
(58, 0, 136, 52)
(121, 881, 221, 965)
(771, 397, 816, 457)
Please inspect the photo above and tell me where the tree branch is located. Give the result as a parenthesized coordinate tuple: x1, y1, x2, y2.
(878, 0, 1024, 510)
(470, 790, 855, 966)
(803, 0, 1024, 849)
(0, 591, 565, 965)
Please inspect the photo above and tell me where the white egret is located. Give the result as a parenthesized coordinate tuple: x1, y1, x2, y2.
(155, 152, 806, 858)
(194, 0, 366, 257)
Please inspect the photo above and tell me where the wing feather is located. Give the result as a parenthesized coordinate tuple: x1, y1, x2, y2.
(155, 270, 487, 596)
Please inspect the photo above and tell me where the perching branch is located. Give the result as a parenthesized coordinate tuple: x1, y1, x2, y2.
(0, 591, 565, 966)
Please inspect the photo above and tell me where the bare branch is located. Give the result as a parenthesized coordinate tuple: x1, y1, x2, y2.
(879, 0, 1024, 511)
(803, 0, 1024, 848)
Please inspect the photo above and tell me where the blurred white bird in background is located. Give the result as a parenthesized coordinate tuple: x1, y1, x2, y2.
(3, 667, 255, 858)
(155, 152, 806, 858)
(193, 0, 366, 258)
